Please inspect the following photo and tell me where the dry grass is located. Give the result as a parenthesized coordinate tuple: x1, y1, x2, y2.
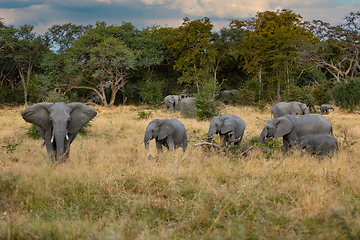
(0, 104, 359, 239)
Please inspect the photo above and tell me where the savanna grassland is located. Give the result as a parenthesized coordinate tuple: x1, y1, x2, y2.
(1, 104, 360, 239)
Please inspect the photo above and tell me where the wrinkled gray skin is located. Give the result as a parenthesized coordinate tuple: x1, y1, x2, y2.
(179, 97, 196, 118)
(221, 90, 239, 103)
(296, 133, 337, 156)
(21, 102, 97, 162)
(208, 115, 246, 147)
(164, 95, 180, 112)
(320, 104, 335, 115)
(144, 118, 187, 153)
(271, 102, 309, 118)
(259, 114, 333, 152)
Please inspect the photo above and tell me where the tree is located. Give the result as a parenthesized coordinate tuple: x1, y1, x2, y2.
(0, 24, 48, 104)
(164, 17, 217, 92)
(301, 20, 356, 83)
(88, 37, 135, 106)
(234, 9, 315, 100)
(45, 23, 91, 53)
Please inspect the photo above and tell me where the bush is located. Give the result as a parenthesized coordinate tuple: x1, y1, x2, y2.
(195, 79, 221, 121)
(137, 109, 152, 119)
(26, 124, 42, 139)
(139, 80, 165, 106)
(236, 87, 257, 106)
(332, 78, 360, 111)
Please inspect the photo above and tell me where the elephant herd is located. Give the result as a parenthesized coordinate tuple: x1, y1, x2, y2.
(21, 100, 337, 163)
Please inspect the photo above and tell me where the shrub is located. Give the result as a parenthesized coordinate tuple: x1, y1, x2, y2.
(26, 124, 42, 139)
(332, 78, 360, 111)
(137, 109, 152, 119)
(195, 79, 221, 121)
(139, 80, 165, 106)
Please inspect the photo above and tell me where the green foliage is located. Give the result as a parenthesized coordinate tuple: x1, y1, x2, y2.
(194, 78, 221, 120)
(2, 139, 22, 153)
(26, 124, 42, 139)
(283, 84, 312, 103)
(332, 78, 360, 111)
(139, 79, 165, 105)
(312, 82, 333, 105)
(236, 87, 257, 106)
(137, 109, 152, 120)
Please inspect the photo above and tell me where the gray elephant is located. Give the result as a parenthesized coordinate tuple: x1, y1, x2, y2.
(271, 102, 309, 118)
(320, 104, 335, 115)
(179, 97, 196, 118)
(21, 102, 97, 162)
(221, 90, 239, 103)
(164, 95, 180, 112)
(208, 115, 246, 147)
(296, 133, 337, 156)
(259, 114, 332, 152)
(144, 118, 187, 153)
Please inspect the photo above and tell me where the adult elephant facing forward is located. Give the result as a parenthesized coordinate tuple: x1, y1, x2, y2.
(271, 102, 309, 118)
(21, 102, 97, 162)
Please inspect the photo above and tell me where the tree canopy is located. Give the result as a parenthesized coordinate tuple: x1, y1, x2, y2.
(1, 10, 360, 108)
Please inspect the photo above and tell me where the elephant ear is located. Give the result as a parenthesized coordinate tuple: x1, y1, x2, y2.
(67, 102, 97, 134)
(21, 102, 54, 130)
(274, 117, 293, 138)
(221, 117, 236, 135)
(158, 119, 175, 140)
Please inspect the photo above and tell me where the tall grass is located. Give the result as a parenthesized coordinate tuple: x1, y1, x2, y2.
(1, 105, 359, 239)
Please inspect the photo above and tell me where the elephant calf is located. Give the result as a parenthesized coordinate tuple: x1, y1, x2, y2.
(164, 95, 180, 112)
(144, 118, 187, 153)
(208, 114, 246, 147)
(320, 104, 335, 115)
(296, 133, 337, 156)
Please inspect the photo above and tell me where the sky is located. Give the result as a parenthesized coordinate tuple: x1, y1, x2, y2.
(0, 0, 359, 34)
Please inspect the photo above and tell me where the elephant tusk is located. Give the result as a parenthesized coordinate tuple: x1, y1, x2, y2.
(51, 134, 54, 143)
(66, 134, 69, 140)
(140, 140, 144, 143)
(208, 134, 215, 139)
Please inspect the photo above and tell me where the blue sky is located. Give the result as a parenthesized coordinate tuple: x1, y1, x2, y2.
(0, 0, 359, 34)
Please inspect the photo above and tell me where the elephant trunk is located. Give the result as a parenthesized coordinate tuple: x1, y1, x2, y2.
(53, 122, 68, 161)
(207, 126, 216, 142)
(259, 127, 267, 143)
(144, 131, 152, 150)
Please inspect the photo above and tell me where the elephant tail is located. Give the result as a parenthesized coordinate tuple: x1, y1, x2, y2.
(330, 126, 333, 135)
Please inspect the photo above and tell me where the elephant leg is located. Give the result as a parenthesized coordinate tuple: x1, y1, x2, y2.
(155, 140, 163, 153)
(283, 137, 290, 153)
(166, 136, 175, 151)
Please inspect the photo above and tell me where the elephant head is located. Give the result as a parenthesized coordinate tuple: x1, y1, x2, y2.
(295, 135, 309, 150)
(208, 115, 236, 139)
(21, 102, 97, 162)
(144, 119, 175, 150)
(299, 103, 309, 115)
(259, 117, 293, 143)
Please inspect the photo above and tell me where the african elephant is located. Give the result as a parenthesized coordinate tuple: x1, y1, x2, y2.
(271, 102, 309, 118)
(208, 115, 246, 147)
(259, 114, 333, 152)
(179, 97, 196, 118)
(164, 95, 180, 112)
(21, 102, 97, 162)
(221, 90, 239, 103)
(144, 118, 187, 153)
(320, 104, 335, 115)
(296, 133, 337, 156)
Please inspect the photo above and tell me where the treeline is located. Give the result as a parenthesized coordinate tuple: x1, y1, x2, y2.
(1, 9, 360, 109)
